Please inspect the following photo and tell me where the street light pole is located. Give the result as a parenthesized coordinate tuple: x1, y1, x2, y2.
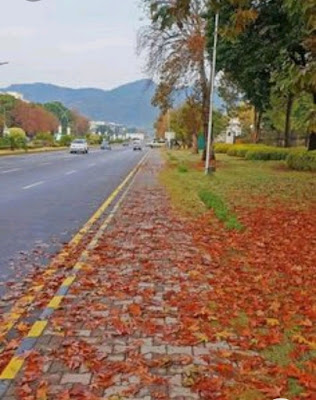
(205, 11, 219, 175)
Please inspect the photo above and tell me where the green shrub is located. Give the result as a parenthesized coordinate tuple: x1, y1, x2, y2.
(8, 127, 27, 150)
(34, 132, 55, 147)
(245, 147, 291, 161)
(58, 135, 74, 147)
(214, 143, 234, 153)
(287, 150, 316, 171)
(227, 145, 252, 157)
(86, 133, 102, 145)
(0, 136, 11, 150)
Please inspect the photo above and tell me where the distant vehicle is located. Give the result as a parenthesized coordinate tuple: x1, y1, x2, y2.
(148, 139, 166, 148)
(133, 140, 142, 151)
(122, 142, 129, 147)
(70, 139, 89, 154)
(100, 140, 111, 150)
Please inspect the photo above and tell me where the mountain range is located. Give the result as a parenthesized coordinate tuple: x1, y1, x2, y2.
(2, 79, 223, 130)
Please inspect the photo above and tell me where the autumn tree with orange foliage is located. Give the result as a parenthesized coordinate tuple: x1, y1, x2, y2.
(70, 110, 90, 137)
(139, 0, 214, 159)
(11, 101, 59, 137)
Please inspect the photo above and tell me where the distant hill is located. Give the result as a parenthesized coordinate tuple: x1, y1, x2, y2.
(2, 80, 223, 129)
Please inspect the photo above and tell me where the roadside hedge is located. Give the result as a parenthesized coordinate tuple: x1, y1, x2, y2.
(245, 147, 291, 161)
(286, 150, 316, 171)
(214, 143, 302, 161)
(213, 143, 234, 153)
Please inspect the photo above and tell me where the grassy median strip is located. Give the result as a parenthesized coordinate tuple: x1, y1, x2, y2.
(0, 147, 68, 157)
(161, 150, 316, 213)
(161, 151, 244, 230)
(199, 189, 243, 230)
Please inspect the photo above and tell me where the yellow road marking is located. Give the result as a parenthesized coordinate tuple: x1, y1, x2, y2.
(47, 296, 63, 309)
(62, 276, 76, 287)
(27, 321, 48, 338)
(0, 153, 148, 385)
(0, 154, 147, 341)
(0, 357, 24, 380)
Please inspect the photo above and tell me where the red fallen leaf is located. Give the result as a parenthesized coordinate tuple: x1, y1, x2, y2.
(16, 322, 30, 334)
(17, 383, 33, 400)
(36, 380, 48, 400)
(57, 390, 71, 400)
(215, 363, 234, 377)
(151, 392, 168, 399)
(6, 339, 20, 350)
(259, 385, 284, 398)
(93, 372, 113, 389)
(128, 303, 142, 316)
(112, 318, 133, 335)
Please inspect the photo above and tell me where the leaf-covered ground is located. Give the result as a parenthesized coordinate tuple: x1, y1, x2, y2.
(0, 151, 315, 400)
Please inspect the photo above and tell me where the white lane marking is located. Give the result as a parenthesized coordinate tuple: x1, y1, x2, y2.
(89, 163, 96, 167)
(23, 181, 44, 190)
(65, 170, 77, 175)
(1, 168, 21, 174)
(40, 162, 52, 166)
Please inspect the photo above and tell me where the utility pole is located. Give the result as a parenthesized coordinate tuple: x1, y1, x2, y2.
(205, 11, 219, 175)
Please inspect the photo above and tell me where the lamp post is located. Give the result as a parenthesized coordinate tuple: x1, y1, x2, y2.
(205, 11, 219, 175)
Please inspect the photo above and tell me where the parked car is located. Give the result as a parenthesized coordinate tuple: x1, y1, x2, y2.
(122, 142, 129, 147)
(148, 139, 166, 148)
(100, 140, 111, 150)
(133, 140, 142, 151)
(70, 139, 89, 154)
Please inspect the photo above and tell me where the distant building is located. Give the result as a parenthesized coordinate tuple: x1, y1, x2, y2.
(216, 118, 242, 144)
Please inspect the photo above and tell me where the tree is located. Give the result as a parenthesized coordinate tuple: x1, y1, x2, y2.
(0, 94, 18, 134)
(70, 110, 90, 136)
(211, 0, 314, 147)
(11, 101, 59, 137)
(283, 0, 316, 149)
(44, 102, 71, 135)
(154, 113, 168, 139)
(170, 98, 203, 152)
(139, 0, 214, 160)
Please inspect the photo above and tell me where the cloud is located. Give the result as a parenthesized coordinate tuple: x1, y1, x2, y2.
(0, 26, 36, 39)
(59, 36, 132, 54)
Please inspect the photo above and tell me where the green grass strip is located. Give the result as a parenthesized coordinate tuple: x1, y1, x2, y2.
(199, 189, 244, 231)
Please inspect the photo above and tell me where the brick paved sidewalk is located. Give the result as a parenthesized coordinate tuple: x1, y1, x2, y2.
(2, 152, 229, 400)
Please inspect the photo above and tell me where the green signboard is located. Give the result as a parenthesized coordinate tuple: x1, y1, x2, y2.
(198, 134, 205, 150)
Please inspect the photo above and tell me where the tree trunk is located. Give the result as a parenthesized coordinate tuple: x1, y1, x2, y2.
(253, 109, 262, 143)
(192, 131, 198, 154)
(284, 93, 294, 148)
(308, 93, 316, 151)
(308, 132, 316, 151)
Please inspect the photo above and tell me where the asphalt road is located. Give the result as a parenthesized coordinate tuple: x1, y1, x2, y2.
(0, 147, 146, 285)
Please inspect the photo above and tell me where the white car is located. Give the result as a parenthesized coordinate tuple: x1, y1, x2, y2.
(70, 139, 89, 154)
(148, 139, 166, 148)
(133, 140, 142, 151)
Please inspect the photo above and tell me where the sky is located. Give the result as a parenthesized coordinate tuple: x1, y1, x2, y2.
(0, 0, 147, 90)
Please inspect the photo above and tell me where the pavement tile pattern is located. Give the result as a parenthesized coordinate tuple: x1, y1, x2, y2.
(2, 153, 231, 399)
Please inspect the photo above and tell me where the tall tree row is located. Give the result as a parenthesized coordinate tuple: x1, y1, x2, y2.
(141, 0, 315, 150)
(0, 96, 90, 138)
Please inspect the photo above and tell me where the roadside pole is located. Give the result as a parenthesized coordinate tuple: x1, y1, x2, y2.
(205, 11, 219, 175)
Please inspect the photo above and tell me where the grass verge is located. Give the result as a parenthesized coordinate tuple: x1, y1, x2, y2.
(161, 150, 316, 214)
(0, 147, 68, 157)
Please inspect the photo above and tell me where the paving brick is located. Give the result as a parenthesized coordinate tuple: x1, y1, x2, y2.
(167, 346, 193, 356)
(169, 374, 182, 386)
(61, 373, 91, 385)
